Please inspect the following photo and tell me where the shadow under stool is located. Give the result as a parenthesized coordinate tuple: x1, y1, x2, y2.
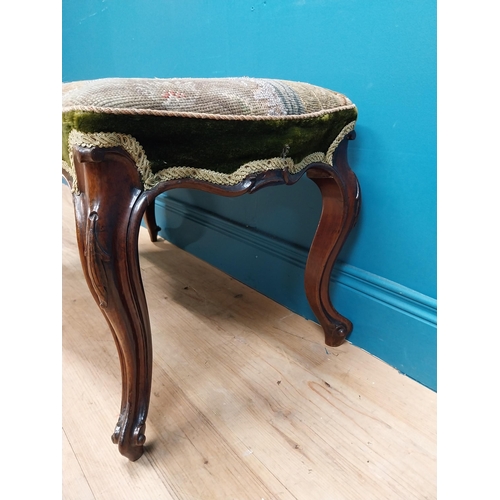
(62, 77, 361, 461)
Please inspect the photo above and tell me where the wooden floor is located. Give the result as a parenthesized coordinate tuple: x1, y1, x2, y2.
(62, 186, 436, 500)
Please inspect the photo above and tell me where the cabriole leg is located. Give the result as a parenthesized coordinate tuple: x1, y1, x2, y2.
(71, 146, 152, 461)
(144, 199, 161, 242)
(304, 135, 361, 347)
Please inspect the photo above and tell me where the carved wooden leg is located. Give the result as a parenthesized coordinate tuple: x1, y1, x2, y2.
(71, 146, 152, 461)
(304, 135, 361, 347)
(143, 199, 161, 242)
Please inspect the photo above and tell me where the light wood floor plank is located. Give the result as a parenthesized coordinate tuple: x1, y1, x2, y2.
(62, 429, 96, 500)
(62, 185, 436, 499)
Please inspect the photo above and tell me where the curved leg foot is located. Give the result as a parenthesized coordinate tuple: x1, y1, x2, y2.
(72, 146, 153, 461)
(143, 199, 161, 242)
(304, 135, 361, 347)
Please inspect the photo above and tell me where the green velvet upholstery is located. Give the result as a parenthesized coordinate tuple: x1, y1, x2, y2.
(62, 77, 357, 190)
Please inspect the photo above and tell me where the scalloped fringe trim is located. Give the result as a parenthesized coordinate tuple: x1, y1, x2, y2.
(63, 121, 355, 194)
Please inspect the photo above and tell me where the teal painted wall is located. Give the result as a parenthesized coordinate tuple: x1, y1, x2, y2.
(63, 0, 437, 389)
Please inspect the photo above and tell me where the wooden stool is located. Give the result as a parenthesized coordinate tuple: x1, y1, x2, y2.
(62, 77, 361, 461)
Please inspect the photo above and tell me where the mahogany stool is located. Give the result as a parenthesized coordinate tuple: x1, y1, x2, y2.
(62, 77, 361, 461)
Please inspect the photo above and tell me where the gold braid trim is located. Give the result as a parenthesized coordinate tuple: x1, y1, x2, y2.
(62, 159, 73, 181)
(325, 121, 356, 164)
(65, 121, 355, 194)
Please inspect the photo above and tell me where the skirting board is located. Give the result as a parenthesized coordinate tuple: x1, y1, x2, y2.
(153, 195, 437, 391)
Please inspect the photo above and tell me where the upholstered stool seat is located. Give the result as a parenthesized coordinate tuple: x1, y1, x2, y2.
(63, 77, 357, 190)
(62, 77, 361, 461)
